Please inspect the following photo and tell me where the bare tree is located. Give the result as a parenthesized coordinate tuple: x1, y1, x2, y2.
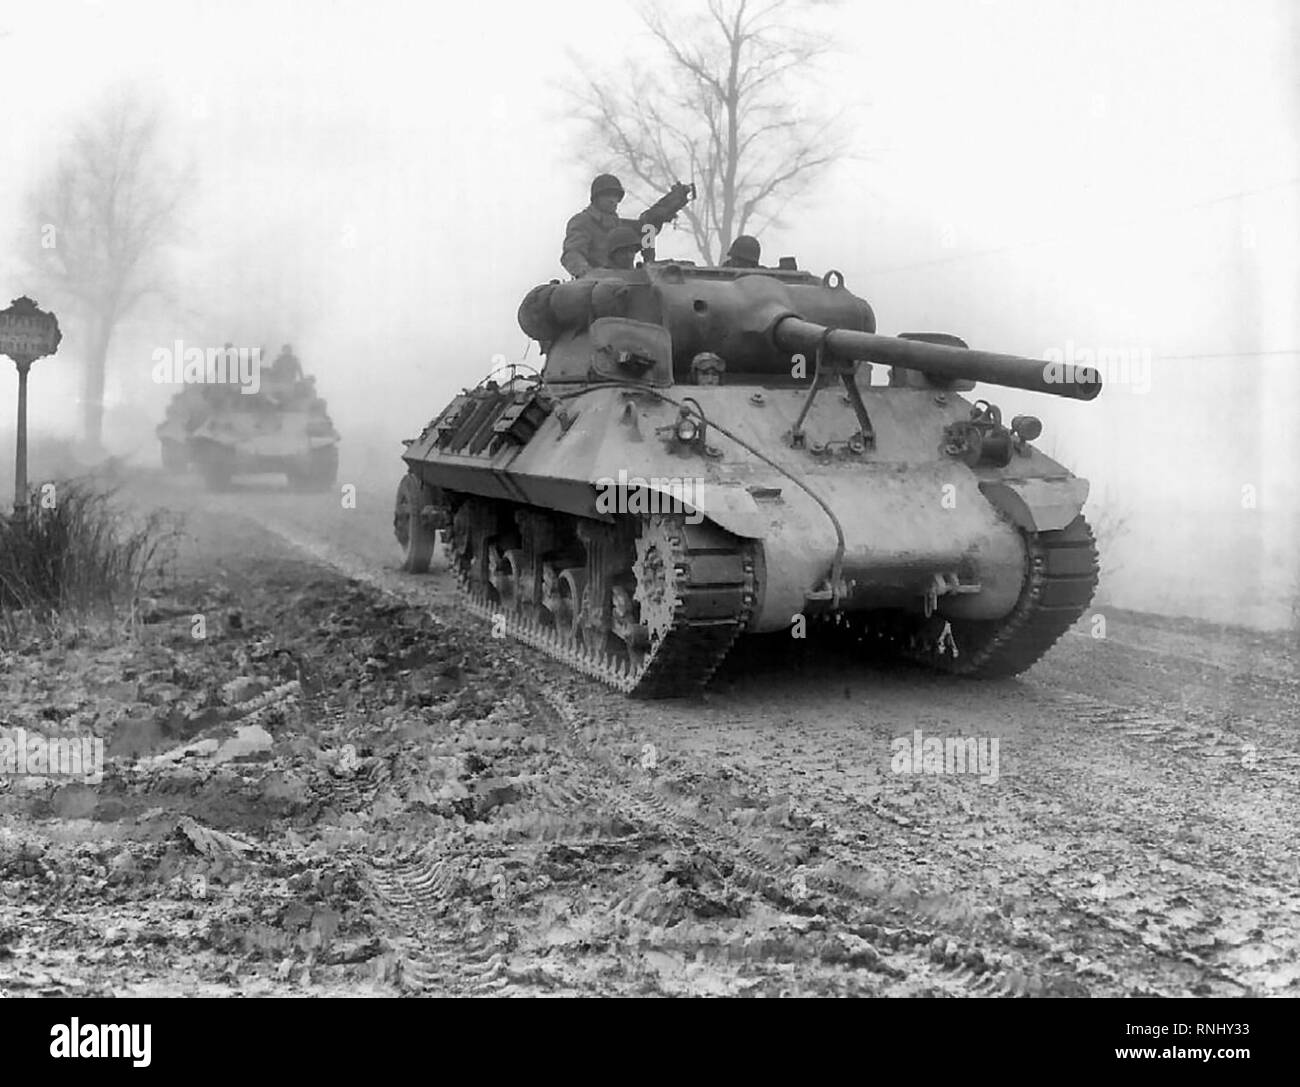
(570, 0, 847, 264)
(25, 87, 187, 450)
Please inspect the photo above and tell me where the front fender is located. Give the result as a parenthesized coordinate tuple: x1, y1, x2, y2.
(978, 477, 1090, 533)
(625, 479, 768, 537)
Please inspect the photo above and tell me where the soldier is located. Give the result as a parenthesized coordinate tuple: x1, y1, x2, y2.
(602, 225, 644, 271)
(560, 173, 693, 277)
(721, 235, 762, 269)
(270, 343, 303, 384)
(690, 352, 726, 386)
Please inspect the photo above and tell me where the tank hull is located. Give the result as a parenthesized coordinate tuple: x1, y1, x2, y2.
(402, 382, 1087, 634)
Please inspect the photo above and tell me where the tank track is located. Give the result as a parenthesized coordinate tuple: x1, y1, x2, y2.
(447, 499, 757, 698)
(814, 515, 1099, 678)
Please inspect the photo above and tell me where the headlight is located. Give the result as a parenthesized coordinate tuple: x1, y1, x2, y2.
(676, 417, 699, 443)
(1011, 415, 1042, 441)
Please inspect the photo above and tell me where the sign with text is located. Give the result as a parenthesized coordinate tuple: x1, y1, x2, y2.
(0, 296, 62, 363)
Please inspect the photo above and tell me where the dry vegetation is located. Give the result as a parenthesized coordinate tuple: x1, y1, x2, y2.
(0, 480, 178, 642)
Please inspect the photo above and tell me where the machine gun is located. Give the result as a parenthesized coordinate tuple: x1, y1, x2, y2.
(640, 180, 694, 225)
(636, 181, 695, 258)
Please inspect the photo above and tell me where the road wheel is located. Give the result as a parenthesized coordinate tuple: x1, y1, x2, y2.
(395, 473, 437, 573)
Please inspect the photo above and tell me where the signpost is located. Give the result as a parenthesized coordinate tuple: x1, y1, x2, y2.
(0, 296, 62, 515)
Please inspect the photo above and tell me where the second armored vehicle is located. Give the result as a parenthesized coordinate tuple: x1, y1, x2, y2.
(159, 377, 339, 491)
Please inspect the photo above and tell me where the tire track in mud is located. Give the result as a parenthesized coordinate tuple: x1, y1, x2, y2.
(1026, 686, 1300, 781)
(1061, 629, 1300, 688)
(1052, 626, 1300, 772)
(519, 683, 1091, 996)
(248, 509, 1111, 996)
(1014, 683, 1300, 996)
(586, 646, 1298, 996)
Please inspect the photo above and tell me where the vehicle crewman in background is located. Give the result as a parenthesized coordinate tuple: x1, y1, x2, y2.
(270, 344, 303, 384)
(721, 235, 762, 269)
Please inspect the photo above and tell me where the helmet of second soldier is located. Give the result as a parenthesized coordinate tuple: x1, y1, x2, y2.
(605, 225, 643, 269)
(590, 173, 625, 201)
(727, 235, 761, 265)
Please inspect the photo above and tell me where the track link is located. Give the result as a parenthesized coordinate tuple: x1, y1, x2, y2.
(928, 514, 1099, 677)
(448, 501, 757, 698)
(815, 515, 1099, 678)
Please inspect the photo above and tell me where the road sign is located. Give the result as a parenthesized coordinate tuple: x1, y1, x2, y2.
(2, 296, 62, 514)
(0, 296, 61, 363)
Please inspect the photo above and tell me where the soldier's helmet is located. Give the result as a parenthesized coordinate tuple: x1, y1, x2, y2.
(590, 173, 625, 201)
(728, 235, 761, 265)
(607, 225, 642, 255)
(690, 351, 726, 385)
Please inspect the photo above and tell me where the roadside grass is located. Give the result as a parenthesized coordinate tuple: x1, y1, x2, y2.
(0, 479, 181, 643)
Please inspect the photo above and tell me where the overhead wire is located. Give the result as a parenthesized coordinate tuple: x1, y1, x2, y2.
(857, 177, 1300, 277)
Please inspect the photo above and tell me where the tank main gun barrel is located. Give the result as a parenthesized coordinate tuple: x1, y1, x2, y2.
(773, 316, 1101, 401)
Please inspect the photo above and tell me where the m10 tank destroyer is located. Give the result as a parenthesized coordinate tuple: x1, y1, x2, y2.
(395, 260, 1101, 697)
(158, 375, 340, 492)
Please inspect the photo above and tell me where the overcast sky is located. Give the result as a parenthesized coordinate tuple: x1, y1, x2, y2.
(0, 0, 1296, 622)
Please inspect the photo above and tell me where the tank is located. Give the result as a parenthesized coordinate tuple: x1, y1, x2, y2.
(160, 377, 340, 491)
(396, 260, 1102, 697)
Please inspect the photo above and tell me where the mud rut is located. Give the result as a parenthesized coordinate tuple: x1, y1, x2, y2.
(238, 489, 1300, 998)
(260, 517, 1047, 994)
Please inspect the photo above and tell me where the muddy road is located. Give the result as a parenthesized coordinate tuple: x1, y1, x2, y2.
(2, 469, 1297, 997)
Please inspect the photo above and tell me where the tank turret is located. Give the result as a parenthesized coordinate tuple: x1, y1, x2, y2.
(519, 263, 1099, 400)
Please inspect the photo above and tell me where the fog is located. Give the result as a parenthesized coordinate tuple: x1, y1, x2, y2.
(1, 0, 1296, 627)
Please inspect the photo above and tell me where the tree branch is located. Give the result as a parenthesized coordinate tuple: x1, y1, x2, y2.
(566, 0, 845, 264)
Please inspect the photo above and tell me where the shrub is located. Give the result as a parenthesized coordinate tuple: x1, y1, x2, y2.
(0, 480, 177, 637)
